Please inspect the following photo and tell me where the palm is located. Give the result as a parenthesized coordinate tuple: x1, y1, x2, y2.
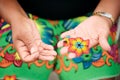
(12, 19, 56, 62)
(58, 16, 111, 57)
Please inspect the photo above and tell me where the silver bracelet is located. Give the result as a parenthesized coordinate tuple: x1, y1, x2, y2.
(93, 12, 115, 25)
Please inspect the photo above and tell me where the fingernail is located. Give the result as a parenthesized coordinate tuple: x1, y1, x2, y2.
(68, 53, 76, 59)
(39, 47, 43, 51)
(48, 45, 54, 49)
(52, 51, 57, 56)
(108, 47, 111, 52)
(49, 57, 55, 61)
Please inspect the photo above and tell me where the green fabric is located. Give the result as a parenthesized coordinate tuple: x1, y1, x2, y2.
(0, 14, 120, 80)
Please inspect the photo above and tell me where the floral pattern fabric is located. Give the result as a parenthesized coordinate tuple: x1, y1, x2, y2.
(0, 14, 120, 80)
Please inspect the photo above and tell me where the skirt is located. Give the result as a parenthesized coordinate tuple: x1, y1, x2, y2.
(0, 13, 120, 80)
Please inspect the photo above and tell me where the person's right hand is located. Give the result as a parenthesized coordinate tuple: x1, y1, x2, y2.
(11, 17, 57, 62)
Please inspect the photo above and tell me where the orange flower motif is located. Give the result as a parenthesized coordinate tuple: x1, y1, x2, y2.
(68, 37, 89, 57)
(4, 75, 16, 80)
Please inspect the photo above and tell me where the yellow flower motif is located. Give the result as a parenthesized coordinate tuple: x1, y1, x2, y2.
(68, 37, 89, 57)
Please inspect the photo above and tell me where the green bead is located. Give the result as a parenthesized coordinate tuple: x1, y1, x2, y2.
(91, 46, 102, 54)
(82, 54, 92, 61)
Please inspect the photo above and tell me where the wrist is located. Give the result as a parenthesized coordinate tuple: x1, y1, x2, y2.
(93, 12, 114, 26)
(90, 15, 113, 28)
(11, 14, 28, 27)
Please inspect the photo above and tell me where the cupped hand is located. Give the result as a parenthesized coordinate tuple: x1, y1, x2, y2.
(12, 17, 57, 62)
(57, 16, 112, 58)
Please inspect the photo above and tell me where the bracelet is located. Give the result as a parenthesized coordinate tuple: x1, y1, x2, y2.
(93, 12, 115, 25)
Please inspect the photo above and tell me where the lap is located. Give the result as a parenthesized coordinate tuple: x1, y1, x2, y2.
(0, 18, 54, 80)
(0, 14, 120, 80)
(49, 16, 120, 80)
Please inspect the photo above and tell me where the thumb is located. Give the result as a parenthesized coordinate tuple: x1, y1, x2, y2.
(99, 36, 111, 52)
(23, 20, 41, 54)
(20, 30, 40, 54)
(61, 30, 74, 38)
(14, 40, 39, 62)
(30, 44, 39, 54)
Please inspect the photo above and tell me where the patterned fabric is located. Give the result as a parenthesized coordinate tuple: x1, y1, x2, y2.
(0, 14, 120, 80)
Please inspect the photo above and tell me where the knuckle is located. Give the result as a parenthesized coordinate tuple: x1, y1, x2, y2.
(20, 57, 28, 62)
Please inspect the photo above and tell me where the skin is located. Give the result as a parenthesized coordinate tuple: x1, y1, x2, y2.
(0, 0, 57, 62)
(58, 0, 120, 53)
(57, 0, 120, 80)
(0, 0, 120, 79)
(58, 0, 120, 60)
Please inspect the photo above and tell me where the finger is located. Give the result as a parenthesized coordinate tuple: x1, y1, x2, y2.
(40, 42, 54, 50)
(89, 39, 98, 48)
(83, 30, 99, 48)
(19, 31, 39, 54)
(60, 47, 69, 54)
(38, 46, 43, 52)
(39, 55, 55, 61)
(68, 53, 76, 59)
(57, 40, 64, 47)
(99, 36, 111, 51)
(14, 40, 39, 62)
(40, 50, 57, 56)
(30, 21, 54, 50)
(61, 29, 74, 38)
(19, 20, 41, 54)
(21, 52, 39, 62)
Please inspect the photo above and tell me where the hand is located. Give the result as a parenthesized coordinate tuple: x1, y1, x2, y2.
(58, 16, 111, 58)
(12, 17, 57, 62)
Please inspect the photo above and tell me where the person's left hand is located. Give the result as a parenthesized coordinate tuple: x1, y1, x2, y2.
(57, 15, 112, 59)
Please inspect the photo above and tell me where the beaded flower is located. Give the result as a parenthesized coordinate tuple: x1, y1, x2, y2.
(68, 37, 89, 57)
